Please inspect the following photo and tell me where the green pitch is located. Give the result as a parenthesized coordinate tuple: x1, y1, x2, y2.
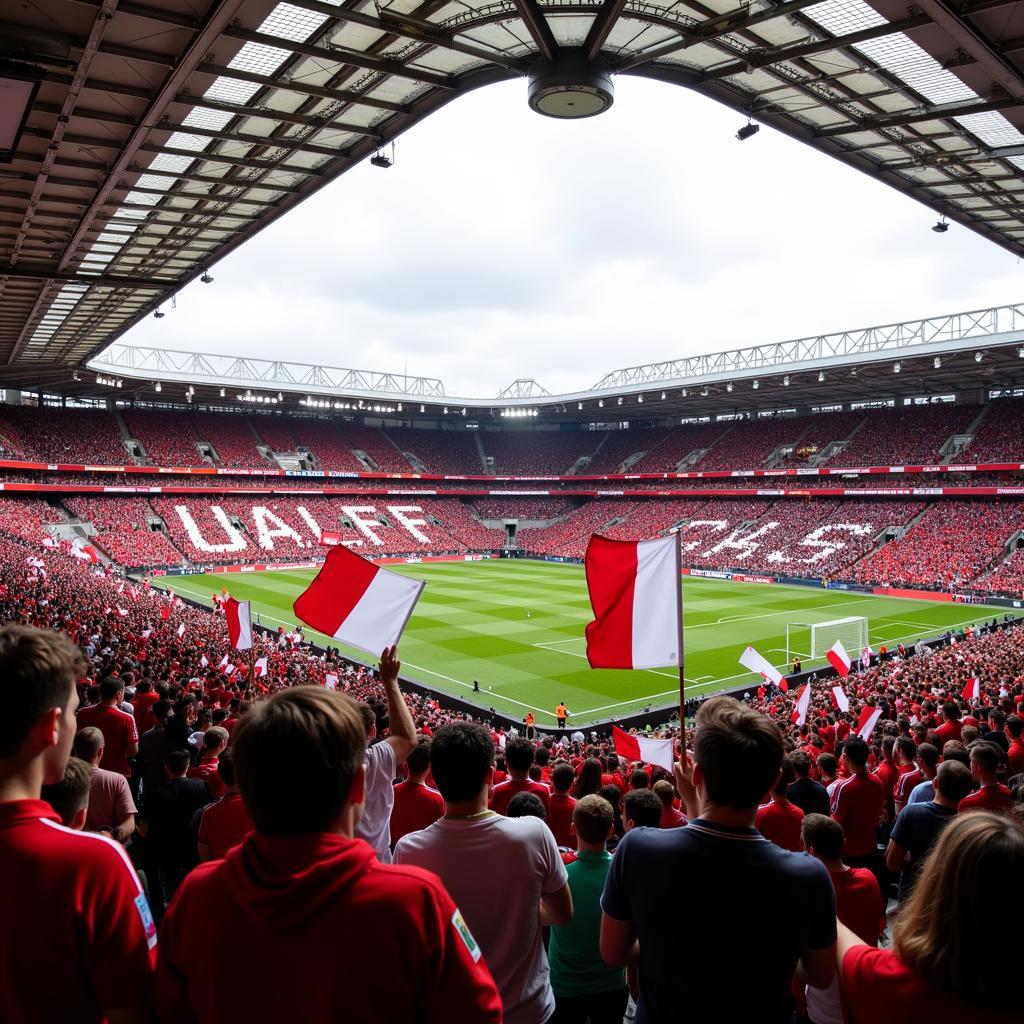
(155, 561, 1004, 726)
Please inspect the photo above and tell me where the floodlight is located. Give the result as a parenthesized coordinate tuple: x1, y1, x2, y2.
(975, 352, 983, 363)
(752, 380, 759, 390)
(893, 361, 901, 373)
(933, 356, 941, 369)
(783, 376, 790, 386)
(818, 371, 825, 382)
(726, 382, 734, 392)
(154, 382, 161, 392)
(370, 151, 392, 168)
(637, 395, 643, 403)
(736, 122, 760, 141)
(153, 308, 165, 318)
(932, 218, 948, 233)
(200, 271, 213, 284)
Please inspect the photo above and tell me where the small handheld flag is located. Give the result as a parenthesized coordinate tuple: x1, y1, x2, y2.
(791, 683, 811, 726)
(612, 725, 675, 772)
(856, 705, 882, 741)
(961, 677, 980, 702)
(831, 685, 850, 713)
(826, 639, 851, 677)
(739, 646, 784, 686)
(224, 597, 253, 651)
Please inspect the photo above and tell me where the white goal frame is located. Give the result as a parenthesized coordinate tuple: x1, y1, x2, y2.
(786, 616, 868, 664)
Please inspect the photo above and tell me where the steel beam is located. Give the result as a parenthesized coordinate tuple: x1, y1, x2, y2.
(584, 0, 628, 61)
(511, 0, 558, 61)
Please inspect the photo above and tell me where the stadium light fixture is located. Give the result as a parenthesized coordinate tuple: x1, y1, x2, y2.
(1018, 347, 1024, 359)
(598, 399, 604, 407)
(578, 402, 583, 410)
(680, 388, 687, 397)
(200, 270, 213, 284)
(370, 151, 392, 168)
(153, 308, 165, 319)
(817, 371, 825, 382)
(726, 382, 733, 392)
(975, 351, 983, 362)
(700, 387, 709, 397)
(443, 407, 449, 414)
(893, 361, 901, 374)
(154, 382, 161, 392)
(752, 379, 759, 390)
(932, 218, 949, 233)
(783, 375, 790, 386)
(736, 121, 759, 141)
(420, 404, 425, 413)
(219, 388, 225, 398)
(933, 356, 941, 369)
(637, 395, 643, 403)
(617, 396, 623, 405)
(660, 391, 666, 400)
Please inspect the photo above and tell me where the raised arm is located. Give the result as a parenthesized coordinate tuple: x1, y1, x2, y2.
(380, 646, 416, 763)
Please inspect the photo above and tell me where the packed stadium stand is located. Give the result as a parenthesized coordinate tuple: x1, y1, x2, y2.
(286, 418, 364, 471)
(517, 500, 639, 559)
(0, 496, 65, 544)
(387, 427, 484, 474)
(0, 406, 125, 463)
(473, 498, 574, 520)
(852, 500, 1024, 588)
(481, 430, 600, 475)
(777, 411, 867, 467)
(190, 413, 268, 469)
(63, 497, 185, 569)
(838, 403, 981, 465)
(692, 417, 809, 471)
(249, 415, 297, 453)
(962, 396, 1024, 463)
(631, 421, 732, 472)
(122, 410, 205, 467)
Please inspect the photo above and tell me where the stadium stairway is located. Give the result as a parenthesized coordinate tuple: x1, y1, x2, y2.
(472, 431, 489, 474)
(944, 404, 992, 464)
(808, 415, 867, 467)
(112, 409, 148, 465)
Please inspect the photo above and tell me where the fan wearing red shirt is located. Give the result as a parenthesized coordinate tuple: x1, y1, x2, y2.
(154, 687, 501, 1023)
(187, 726, 229, 800)
(801, 813, 885, 1024)
(131, 681, 160, 735)
(197, 750, 253, 862)
(0, 625, 155, 1024)
(1006, 716, 1024, 776)
(390, 736, 445, 848)
(891, 737, 920, 815)
(489, 737, 551, 815)
(959, 742, 1014, 815)
(931, 702, 963, 746)
(548, 762, 578, 847)
(872, 736, 899, 828)
(77, 676, 139, 777)
(836, 812, 1021, 1024)
(756, 758, 803, 852)
(830, 737, 884, 875)
(653, 780, 687, 830)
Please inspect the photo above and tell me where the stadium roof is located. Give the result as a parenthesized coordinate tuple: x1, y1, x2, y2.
(3, 0, 1024, 395)
(85, 299, 1024, 420)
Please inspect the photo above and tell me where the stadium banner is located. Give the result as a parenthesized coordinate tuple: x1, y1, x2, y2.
(731, 574, 776, 585)
(775, 575, 824, 588)
(872, 586, 953, 602)
(161, 554, 487, 576)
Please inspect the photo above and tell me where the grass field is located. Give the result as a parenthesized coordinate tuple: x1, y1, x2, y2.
(154, 561, 1004, 726)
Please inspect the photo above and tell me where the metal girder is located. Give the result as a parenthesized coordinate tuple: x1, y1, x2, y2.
(0, 264, 174, 287)
(68, 0, 201, 28)
(221, 25, 455, 89)
(192, 64, 408, 113)
(511, 0, 558, 62)
(701, 13, 932, 82)
(817, 96, 1024, 138)
(285, 0, 523, 71)
(143, 124, 360, 157)
(137, 143, 326, 176)
(584, 0, 628, 62)
(172, 93, 385, 138)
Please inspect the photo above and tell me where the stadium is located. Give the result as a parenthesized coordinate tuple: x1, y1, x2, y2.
(2, 0, 1024, 1022)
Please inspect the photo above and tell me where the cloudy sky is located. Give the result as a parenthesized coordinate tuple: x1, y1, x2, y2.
(124, 75, 1024, 398)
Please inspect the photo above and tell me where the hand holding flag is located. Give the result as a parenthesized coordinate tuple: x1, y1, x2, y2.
(739, 646, 784, 687)
(224, 596, 253, 651)
(827, 639, 851, 677)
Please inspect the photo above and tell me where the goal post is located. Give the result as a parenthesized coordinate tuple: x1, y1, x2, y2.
(786, 616, 868, 665)
(810, 616, 868, 660)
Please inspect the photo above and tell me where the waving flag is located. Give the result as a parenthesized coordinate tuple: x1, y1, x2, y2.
(961, 676, 980, 702)
(224, 597, 253, 651)
(612, 725, 675, 772)
(176, 622, 186, 638)
(827, 639, 852, 677)
(254, 657, 268, 678)
(584, 534, 682, 670)
(325, 673, 339, 690)
(293, 545, 424, 657)
(791, 683, 811, 726)
(856, 705, 882, 741)
(739, 645, 784, 687)
(70, 538, 99, 563)
(831, 685, 850, 713)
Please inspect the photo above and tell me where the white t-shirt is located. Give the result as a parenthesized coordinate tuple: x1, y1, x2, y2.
(355, 740, 396, 864)
(394, 813, 567, 1024)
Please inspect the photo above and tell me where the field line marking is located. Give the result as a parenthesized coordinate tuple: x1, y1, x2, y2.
(698, 597, 876, 629)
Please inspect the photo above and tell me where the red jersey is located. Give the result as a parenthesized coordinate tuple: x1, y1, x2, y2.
(830, 773, 884, 857)
(547, 793, 577, 847)
(893, 767, 923, 805)
(153, 832, 501, 1023)
(659, 805, 688, 829)
(958, 784, 1014, 814)
(198, 792, 254, 859)
(872, 759, 899, 821)
(0, 799, 156, 1022)
(818, 725, 836, 753)
(77, 703, 139, 777)
(488, 778, 551, 815)
(840, 945, 1017, 1024)
(188, 757, 225, 800)
(932, 719, 963, 745)
(1008, 739, 1024, 776)
(831, 866, 885, 945)
(390, 781, 445, 847)
(755, 799, 805, 852)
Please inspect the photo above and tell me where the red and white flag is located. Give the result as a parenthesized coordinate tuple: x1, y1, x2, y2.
(961, 676, 980, 702)
(70, 538, 99, 563)
(117, 607, 129, 617)
(612, 725, 675, 772)
(217, 654, 229, 671)
(831, 685, 850, 713)
(254, 657, 268, 678)
(739, 645, 784, 687)
(293, 545, 425, 657)
(200, 654, 209, 668)
(584, 534, 682, 670)
(827, 639, 851, 677)
(856, 705, 882, 740)
(791, 683, 811, 726)
(176, 622, 186, 638)
(224, 597, 253, 651)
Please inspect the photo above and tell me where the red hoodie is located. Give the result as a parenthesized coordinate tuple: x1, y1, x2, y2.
(153, 831, 502, 1023)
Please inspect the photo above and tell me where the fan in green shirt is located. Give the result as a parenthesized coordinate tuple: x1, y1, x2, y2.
(548, 795, 628, 1023)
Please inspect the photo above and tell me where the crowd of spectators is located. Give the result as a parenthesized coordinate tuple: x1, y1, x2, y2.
(778, 411, 866, 467)
(387, 427, 484, 474)
(693, 417, 807, 471)
(631, 421, 730, 472)
(64, 497, 186, 569)
(341, 424, 413, 474)
(122, 411, 206, 467)
(0, 405, 127, 464)
(963, 396, 1024, 462)
(838, 404, 979, 466)
(474, 498, 574, 520)
(980, 545, 1024, 596)
(482, 432, 601, 476)
(853, 501, 1024, 589)
(0, 495, 65, 543)
(582, 427, 672, 474)
(288, 418, 365, 471)
(189, 413, 269, 469)
(249, 415, 297, 453)
(517, 501, 638, 559)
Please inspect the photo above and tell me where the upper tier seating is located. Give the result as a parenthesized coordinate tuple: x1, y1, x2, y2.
(0, 497, 65, 543)
(694, 418, 809, 472)
(387, 427, 483, 474)
(838, 404, 980, 466)
(190, 413, 268, 469)
(482, 432, 600, 475)
(0, 407, 126, 464)
(123, 410, 204, 467)
(962, 397, 1024, 463)
(778, 411, 867, 467)
(250, 416, 297, 453)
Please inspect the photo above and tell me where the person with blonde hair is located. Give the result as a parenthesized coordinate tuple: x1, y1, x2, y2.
(837, 810, 1023, 1021)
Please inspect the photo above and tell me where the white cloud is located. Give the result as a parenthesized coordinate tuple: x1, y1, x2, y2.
(125, 76, 1022, 396)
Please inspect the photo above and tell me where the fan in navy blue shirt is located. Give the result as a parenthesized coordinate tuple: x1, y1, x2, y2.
(600, 697, 836, 1024)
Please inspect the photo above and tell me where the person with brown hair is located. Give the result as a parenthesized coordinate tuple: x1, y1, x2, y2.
(837, 811, 1023, 1022)
(40, 755, 93, 829)
(600, 696, 836, 1023)
(0, 624, 155, 1024)
(153, 688, 501, 1023)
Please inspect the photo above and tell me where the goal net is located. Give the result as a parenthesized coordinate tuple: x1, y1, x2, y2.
(810, 616, 868, 660)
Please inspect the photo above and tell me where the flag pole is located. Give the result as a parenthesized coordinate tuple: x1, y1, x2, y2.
(674, 530, 685, 753)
